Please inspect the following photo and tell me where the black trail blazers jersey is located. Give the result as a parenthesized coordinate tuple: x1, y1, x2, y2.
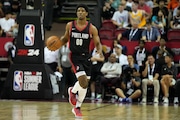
(69, 21, 91, 55)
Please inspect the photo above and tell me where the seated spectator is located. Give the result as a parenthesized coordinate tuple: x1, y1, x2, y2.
(141, 21, 161, 42)
(114, 44, 128, 66)
(138, 0, 152, 20)
(133, 40, 149, 71)
(129, 1, 147, 28)
(170, 7, 180, 29)
(97, 53, 122, 100)
(152, 37, 174, 59)
(153, 0, 169, 19)
(112, 3, 129, 28)
(160, 54, 178, 104)
(141, 54, 160, 103)
(152, 9, 167, 35)
(0, 11, 16, 37)
(101, 1, 116, 21)
(117, 22, 142, 41)
(90, 47, 105, 100)
(116, 55, 141, 103)
(124, 55, 141, 75)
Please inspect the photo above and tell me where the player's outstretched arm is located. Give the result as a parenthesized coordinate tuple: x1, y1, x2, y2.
(46, 22, 71, 51)
(91, 25, 102, 54)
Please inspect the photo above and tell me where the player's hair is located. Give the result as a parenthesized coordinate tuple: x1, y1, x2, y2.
(76, 4, 89, 13)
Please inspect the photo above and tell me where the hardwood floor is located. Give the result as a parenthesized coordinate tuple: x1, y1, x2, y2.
(0, 99, 179, 120)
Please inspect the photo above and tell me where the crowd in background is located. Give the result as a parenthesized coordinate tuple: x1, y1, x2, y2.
(101, 0, 180, 40)
(0, 0, 180, 105)
(91, 0, 180, 104)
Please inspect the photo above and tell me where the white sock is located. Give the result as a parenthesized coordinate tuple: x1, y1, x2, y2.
(76, 87, 87, 108)
(72, 81, 81, 94)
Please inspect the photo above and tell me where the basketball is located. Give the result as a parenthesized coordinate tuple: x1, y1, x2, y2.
(46, 36, 62, 51)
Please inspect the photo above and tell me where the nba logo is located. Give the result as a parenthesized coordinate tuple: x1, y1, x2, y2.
(13, 71, 23, 91)
(24, 24, 35, 46)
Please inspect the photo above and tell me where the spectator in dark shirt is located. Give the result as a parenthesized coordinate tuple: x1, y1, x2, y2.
(141, 21, 161, 42)
(133, 40, 149, 72)
(117, 22, 142, 41)
(141, 54, 160, 103)
(153, 0, 169, 18)
(101, 1, 116, 21)
(152, 37, 174, 59)
(115, 55, 141, 103)
(160, 54, 178, 104)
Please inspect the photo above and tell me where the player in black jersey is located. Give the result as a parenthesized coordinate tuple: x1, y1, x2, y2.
(48, 4, 102, 118)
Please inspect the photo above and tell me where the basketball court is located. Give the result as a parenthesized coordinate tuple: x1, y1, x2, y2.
(0, 99, 179, 120)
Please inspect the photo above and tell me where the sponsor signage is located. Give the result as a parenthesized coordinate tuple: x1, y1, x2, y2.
(17, 49, 40, 56)
(13, 71, 42, 91)
(24, 24, 35, 46)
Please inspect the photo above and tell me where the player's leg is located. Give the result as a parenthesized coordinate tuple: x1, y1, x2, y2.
(68, 62, 82, 106)
(71, 72, 89, 118)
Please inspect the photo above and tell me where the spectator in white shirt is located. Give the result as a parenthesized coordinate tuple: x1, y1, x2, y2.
(114, 44, 128, 66)
(112, 3, 129, 28)
(44, 46, 59, 72)
(0, 11, 16, 36)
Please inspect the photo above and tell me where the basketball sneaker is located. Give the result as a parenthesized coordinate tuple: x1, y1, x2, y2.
(72, 107, 82, 118)
(68, 87, 77, 106)
(141, 97, 146, 103)
(163, 97, 169, 104)
(153, 97, 159, 103)
(174, 97, 179, 104)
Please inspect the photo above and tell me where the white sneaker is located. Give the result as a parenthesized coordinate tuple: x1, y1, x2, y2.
(174, 97, 179, 104)
(141, 97, 146, 103)
(163, 97, 169, 104)
(153, 97, 159, 103)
